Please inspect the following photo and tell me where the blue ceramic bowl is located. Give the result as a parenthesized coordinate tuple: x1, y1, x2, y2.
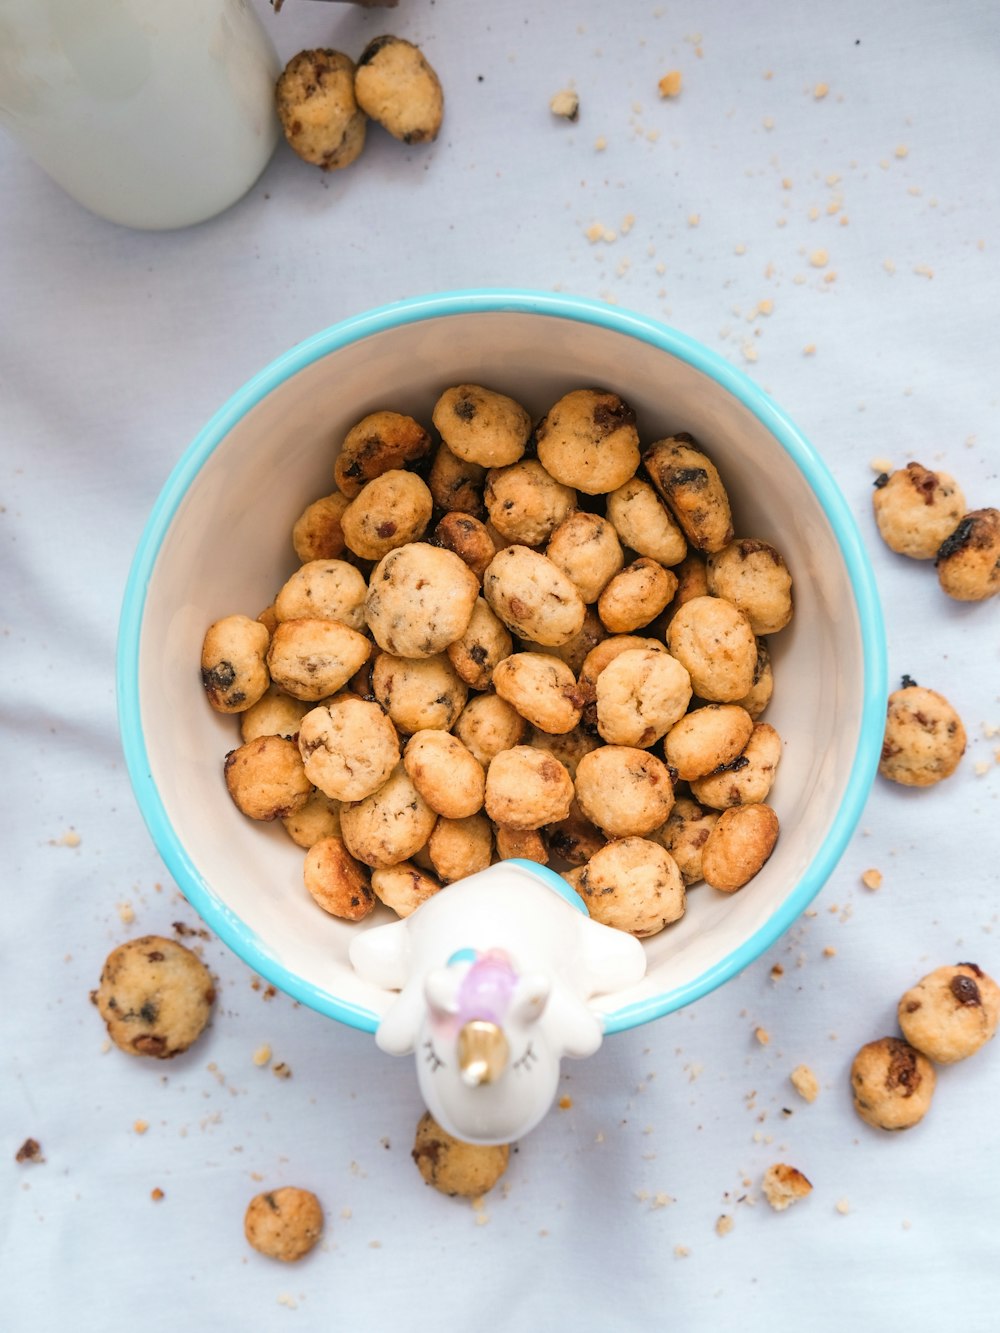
(118, 290, 886, 1035)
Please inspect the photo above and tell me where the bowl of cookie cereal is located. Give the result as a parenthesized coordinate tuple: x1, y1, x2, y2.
(118, 289, 887, 1042)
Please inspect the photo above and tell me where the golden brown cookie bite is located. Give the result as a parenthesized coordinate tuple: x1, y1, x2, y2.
(850, 1036, 936, 1131)
(224, 735, 313, 821)
(354, 35, 444, 144)
(340, 764, 438, 868)
(878, 683, 966, 787)
(700, 803, 779, 891)
(935, 507, 1000, 601)
(595, 648, 692, 747)
(483, 745, 574, 829)
(484, 459, 577, 547)
(644, 434, 734, 553)
(534, 388, 641, 494)
(297, 697, 399, 801)
(606, 475, 687, 567)
(897, 963, 1000, 1064)
(705, 539, 793, 635)
(334, 411, 432, 498)
(665, 595, 757, 702)
(492, 652, 583, 734)
(274, 559, 368, 630)
(545, 511, 624, 603)
(872, 462, 965, 559)
(276, 49, 367, 171)
(201, 614, 271, 714)
(266, 618, 372, 701)
(244, 1187, 324, 1262)
(340, 470, 434, 561)
(96, 936, 215, 1059)
(403, 730, 485, 819)
(432, 384, 532, 468)
(365, 543, 479, 658)
(412, 1112, 509, 1197)
(573, 745, 675, 837)
(577, 837, 685, 937)
(482, 545, 587, 646)
(303, 835, 375, 920)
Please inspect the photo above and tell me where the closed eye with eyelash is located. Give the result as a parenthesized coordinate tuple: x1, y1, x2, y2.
(423, 1040, 445, 1072)
(512, 1041, 538, 1072)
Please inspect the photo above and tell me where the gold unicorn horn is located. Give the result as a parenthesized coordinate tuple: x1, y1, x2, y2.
(457, 1020, 509, 1086)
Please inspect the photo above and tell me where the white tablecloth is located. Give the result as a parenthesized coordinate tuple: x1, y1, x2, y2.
(3, 1, 999, 1327)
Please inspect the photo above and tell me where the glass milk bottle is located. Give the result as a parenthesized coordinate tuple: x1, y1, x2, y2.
(0, 0, 281, 229)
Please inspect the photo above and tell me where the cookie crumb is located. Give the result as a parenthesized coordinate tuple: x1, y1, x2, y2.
(277, 1294, 298, 1309)
(133, 1119, 149, 1135)
(658, 70, 683, 98)
(790, 1064, 819, 1102)
(52, 829, 81, 848)
(861, 868, 883, 891)
(823, 946, 837, 958)
(15, 1138, 44, 1164)
(558, 1096, 573, 1110)
(803, 343, 817, 356)
(754, 1026, 770, 1046)
(715, 1213, 734, 1236)
(550, 89, 579, 121)
(974, 760, 991, 777)
(117, 902, 135, 925)
(835, 1197, 851, 1215)
(762, 1163, 812, 1211)
(674, 1244, 691, 1258)
(594, 135, 607, 151)
(869, 457, 893, 474)
(770, 963, 784, 980)
(150, 1187, 165, 1202)
(894, 144, 909, 158)
(253, 1044, 273, 1068)
(809, 248, 829, 268)
(340, 1206, 352, 1219)
(273, 1062, 292, 1080)
(813, 81, 829, 98)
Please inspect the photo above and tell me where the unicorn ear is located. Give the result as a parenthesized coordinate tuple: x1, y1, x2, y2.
(424, 967, 461, 1020)
(509, 974, 551, 1027)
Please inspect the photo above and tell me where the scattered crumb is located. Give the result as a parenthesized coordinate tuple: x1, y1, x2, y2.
(15, 1138, 44, 1164)
(869, 457, 893, 474)
(754, 1026, 770, 1046)
(823, 946, 837, 958)
(549, 89, 579, 122)
(803, 344, 816, 356)
(813, 82, 829, 99)
(790, 1065, 820, 1103)
(558, 1096, 573, 1110)
(861, 868, 883, 891)
(340, 1207, 352, 1220)
(835, 1197, 851, 1215)
(809, 248, 829, 268)
(762, 115, 775, 130)
(594, 136, 607, 151)
(762, 1163, 813, 1211)
(742, 342, 758, 363)
(368, 1240, 382, 1249)
(883, 259, 896, 275)
(133, 1120, 149, 1135)
(974, 760, 991, 777)
(651, 1192, 673, 1210)
(902, 1219, 912, 1230)
(688, 213, 701, 227)
(895, 144, 909, 158)
(620, 213, 636, 235)
(715, 1214, 734, 1237)
(770, 963, 784, 980)
(117, 902, 135, 926)
(253, 1044, 273, 1068)
(585, 222, 617, 244)
(277, 1294, 298, 1310)
(734, 242, 747, 255)
(150, 1187, 165, 1202)
(658, 70, 683, 98)
(51, 829, 81, 848)
(674, 1245, 691, 1258)
(913, 264, 934, 279)
(273, 1062, 292, 1080)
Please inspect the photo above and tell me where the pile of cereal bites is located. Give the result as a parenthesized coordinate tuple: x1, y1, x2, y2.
(200, 384, 794, 939)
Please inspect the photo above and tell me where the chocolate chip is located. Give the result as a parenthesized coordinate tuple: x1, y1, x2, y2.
(873, 472, 890, 489)
(936, 516, 975, 563)
(950, 974, 982, 1007)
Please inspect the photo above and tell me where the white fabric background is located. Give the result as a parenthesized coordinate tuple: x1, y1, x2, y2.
(3, 1, 999, 1327)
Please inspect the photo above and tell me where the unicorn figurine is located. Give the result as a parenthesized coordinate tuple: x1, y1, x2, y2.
(348, 859, 647, 1145)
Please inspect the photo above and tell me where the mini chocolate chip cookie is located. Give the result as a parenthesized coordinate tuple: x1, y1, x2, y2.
(654, 797, 719, 885)
(574, 745, 675, 838)
(427, 812, 494, 883)
(483, 745, 574, 830)
(365, 543, 480, 658)
(897, 962, 1000, 1064)
(340, 764, 438, 868)
(705, 539, 794, 635)
(545, 511, 624, 603)
(445, 597, 514, 690)
(534, 388, 641, 495)
(577, 837, 685, 937)
(303, 835, 375, 920)
(494, 825, 549, 864)
(665, 595, 757, 702)
(403, 730, 486, 819)
(340, 470, 434, 561)
(334, 411, 432, 498)
(297, 697, 400, 801)
(224, 735, 313, 821)
(432, 384, 532, 468)
(266, 618, 372, 702)
(371, 861, 442, 917)
(428, 443, 487, 514)
(201, 614, 271, 714)
(663, 704, 754, 782)
(452, 693, 529, 768)
(644, 434, 734, 553)
(484, 459, 577, 547)
(690, 721, 782, 809)
(412, 1111, 509, 1197)
(878, 684, 966, 787)
(527, 724, 601, 780)
(276, 49, 366, 171)
(492, 652, 583, 735)
(597, 557, 678, 633)
(245, 1187, 324, 1262)
(595, 648, 692, 747)
(605, 476, 688, 567)
(432, 512, 497, 580)
(372, 651, 468, 733)
(872, 462, 966, 560)
(355, 35, 444, 144)
(274, 559, 368, 631)
(700, 803, 779, 892)
(482, 545, 587, 647)
(850, 1036, 936, 1131)
(935, 507, 1000, 602)
(240, 686, 311, 744)
(545, 801, 606, 865)
(292, 490, 350, 562)
(281, 788, 342, 849)
(96, 936, 215, 1059)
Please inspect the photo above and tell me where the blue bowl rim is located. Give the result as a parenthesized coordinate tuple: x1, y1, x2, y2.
(116, 287, 887, 1037)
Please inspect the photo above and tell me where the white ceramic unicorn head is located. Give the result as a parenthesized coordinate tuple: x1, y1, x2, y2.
(348, 860, 647, 1144)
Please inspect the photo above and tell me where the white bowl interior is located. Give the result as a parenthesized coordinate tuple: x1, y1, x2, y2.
(134, 308, 867, 1027)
